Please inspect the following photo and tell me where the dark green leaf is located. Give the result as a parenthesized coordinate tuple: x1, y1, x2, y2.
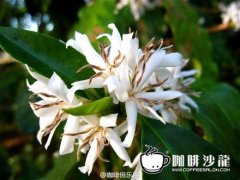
(45, 152, 89, 180)
(140, 115, 240, 180)
(15, 82, 38, 134)
(0, 27, 93, 86)
(163, 0, 218, 84)
(63, 97, 113, 116)
(193, 83, 240, 163)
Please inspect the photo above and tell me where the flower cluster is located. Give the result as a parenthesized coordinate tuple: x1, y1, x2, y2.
(26, 23, 197, 176)
(219, 1, 240, 31)
(116, 0, 161, 20)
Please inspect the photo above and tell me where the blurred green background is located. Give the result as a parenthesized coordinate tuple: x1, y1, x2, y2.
(0, 0, 240, 179)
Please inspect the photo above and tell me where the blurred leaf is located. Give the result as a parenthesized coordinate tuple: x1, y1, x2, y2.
(63, 97, 113, 116)
(71, 0, 116, 43)
(193, 83, 240, 163)
(163, 0, 218, 84)
(45, 153, 88, 180)
(140, 115, 240, 179)
(15, 82, 38, 134)
(0, 148, 11, 179)
(0, 27, 93, 86)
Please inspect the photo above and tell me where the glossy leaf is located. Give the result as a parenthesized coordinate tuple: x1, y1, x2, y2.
(0, 27, 93, 86)
(193, 83, 240, 163)
(63, 97, 113, 116)
(140, 115, 240, 180)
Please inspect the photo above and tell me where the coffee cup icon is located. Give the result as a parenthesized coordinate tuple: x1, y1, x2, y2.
(140, 145, 170, 174)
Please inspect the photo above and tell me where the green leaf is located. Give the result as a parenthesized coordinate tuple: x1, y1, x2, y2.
(163, 0, 218, 84)
(15, 82, 38, 134)
(0, 27, 93, 86)
(140, 115, 240, 180)
(193, 83, 240, 163)
(63, 97, 113, 116)
(45, 152, 89, 180)
(70, 0, 116, 44)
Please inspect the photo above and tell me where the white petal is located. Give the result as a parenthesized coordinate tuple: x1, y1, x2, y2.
(161, 108, 177, 123)
(179, 70, 197, 78)
(67, 77, 105, 102)
(121, 33, 139, 69)
(81, 115, 99, 127)
(143, 105, 166, 124)
(162, 53, 183, 67)
(107, 129, 131, 164)
(66, 32, 106, 70)
(100, 114, 118, 128)
(181, 94, 198, 109)
(72, 77, 105, 89)
(127, 153, 141, 168)
(59, 115, 80, 155)
(103, 75, 119, 93)
(29, 101, 59, 118)
(108, 23, 122, 63)
(122, 100, 137, 147)
(135, 90, 182, 101)
(47, 72, 69, 102)
(79, 138, 101, 175)
(136, 50, 166, 88)
(26, 79, 47, 94)
(45, 122, 60, 149)
(25, 64, 48, 84)
(113, 120, 127, 136)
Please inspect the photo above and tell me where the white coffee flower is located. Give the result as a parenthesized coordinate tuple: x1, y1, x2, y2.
(116, 0, 162, 20)
(26, 65, 82, 155)
(61, 114, 130, 175)
(151, 61, 198, 123)
(67, 23, 184, 147)
(219, 1, 240, 31)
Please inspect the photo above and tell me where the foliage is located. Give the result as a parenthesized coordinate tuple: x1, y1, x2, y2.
(0, 0, 240, 179)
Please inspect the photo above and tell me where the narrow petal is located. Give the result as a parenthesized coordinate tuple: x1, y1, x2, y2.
(180, 94, 198, 109)
(26, 79, 47, 94)
(179, 70, 197, 78)
(45, 122, 60, 149)
(143, 105, 166, 124)
(66, 32, 106, 69)
(136, 50, 166, 89)
(29, 101, 59, 118)
(107, 129, 131, 164)
(161, 108, 177, 123)
(79, 138, 101, 175)
(25, 64, 48, 84)
(113, 120, 127, 136)
(100, 114, 118, 128)
(67, 77, 105, 102)
(135, 90, 182, 101)
(59, 115, 80, 155)
(47, 72, 69, 103)
(162, 53, 183, 67)
(121, 33, 139, 69)
(122, 100, 137, 147)
(103, 75, 119, 93)
(81, 115, 99, 127)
